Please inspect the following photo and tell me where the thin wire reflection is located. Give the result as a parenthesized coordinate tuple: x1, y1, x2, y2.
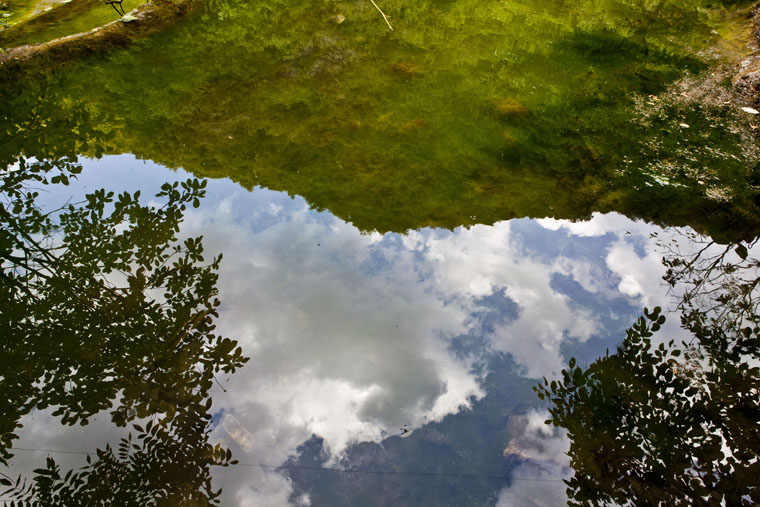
(8, 446, 567, 483)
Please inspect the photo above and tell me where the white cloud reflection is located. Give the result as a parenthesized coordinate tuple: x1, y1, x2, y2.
(496, 409, 572, 507)
(538, 214, 688, 341)
(178, 191, 669, 502)
(188, 193, 482, 455)
(8, 157, 685, 505)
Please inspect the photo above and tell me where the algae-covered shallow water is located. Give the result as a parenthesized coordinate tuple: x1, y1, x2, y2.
(3, 0, 759, 237)
(1, 0, 760, 505)
(0, 0, 147, 48)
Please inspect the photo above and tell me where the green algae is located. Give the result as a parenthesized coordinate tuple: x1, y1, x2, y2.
(0, 0, 50, 28)
(1, 0, 758, 240)
(0, 0, 146, 48)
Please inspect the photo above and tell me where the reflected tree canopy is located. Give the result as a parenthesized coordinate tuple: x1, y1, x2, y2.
(1, 1, 760, 502)
(0, 154, 248, 503)
(536, 234, 760, 505)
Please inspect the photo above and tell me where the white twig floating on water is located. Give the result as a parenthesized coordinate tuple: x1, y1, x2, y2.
(370, 0, 393, 30)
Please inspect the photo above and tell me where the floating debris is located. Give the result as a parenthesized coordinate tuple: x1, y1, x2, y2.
(490, 97, 528, 116)
(397, 118, 426, 133)
(679, 123, 689, 128)
(222, 413, 255, 452)
(503, 439, 530, 459)
(740, 106, 759, 115)
(392, 61, 423, 76)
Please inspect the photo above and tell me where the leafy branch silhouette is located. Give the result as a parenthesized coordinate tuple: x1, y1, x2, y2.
(1, 156, 248, 503)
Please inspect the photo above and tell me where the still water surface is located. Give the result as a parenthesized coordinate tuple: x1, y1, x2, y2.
(1, 0, 759, 504)
(6, 156, 705, 505)
(2, 0, 759, 237)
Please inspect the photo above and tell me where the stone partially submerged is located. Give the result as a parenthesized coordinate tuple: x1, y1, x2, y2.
(0, 0, 201, 69)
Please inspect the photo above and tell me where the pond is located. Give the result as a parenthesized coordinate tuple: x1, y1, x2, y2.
(1, 0, 759, 505)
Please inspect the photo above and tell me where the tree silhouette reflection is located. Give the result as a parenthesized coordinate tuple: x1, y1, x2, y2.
(537, 233, 760, 506)
(0, 155, 248, 503)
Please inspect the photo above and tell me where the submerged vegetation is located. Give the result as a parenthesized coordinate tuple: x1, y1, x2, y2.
(2, 0, 759, 240)
(0, 0, 201, 66)
(0, 0, 144, 48)
(1, 0, 760, 503)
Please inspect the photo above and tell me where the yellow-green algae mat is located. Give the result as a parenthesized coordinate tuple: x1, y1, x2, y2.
(1, 0, 759, 241)
(0, 0, 146, 47)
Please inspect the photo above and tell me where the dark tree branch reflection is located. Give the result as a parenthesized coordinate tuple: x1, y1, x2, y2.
(659, 230, 760, 337)
(536, 231, 760, 506)
(0, 155, 248, 503)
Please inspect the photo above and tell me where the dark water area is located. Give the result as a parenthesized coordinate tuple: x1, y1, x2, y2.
(1, 0, 760, 504)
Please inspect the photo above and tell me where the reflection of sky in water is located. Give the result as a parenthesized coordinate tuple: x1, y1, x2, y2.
(16, 155, 689, 506)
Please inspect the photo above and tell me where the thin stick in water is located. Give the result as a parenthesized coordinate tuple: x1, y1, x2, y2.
(369, 0, 393, 30)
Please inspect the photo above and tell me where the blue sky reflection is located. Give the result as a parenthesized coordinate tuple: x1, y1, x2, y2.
(12, 155, 689, 505)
